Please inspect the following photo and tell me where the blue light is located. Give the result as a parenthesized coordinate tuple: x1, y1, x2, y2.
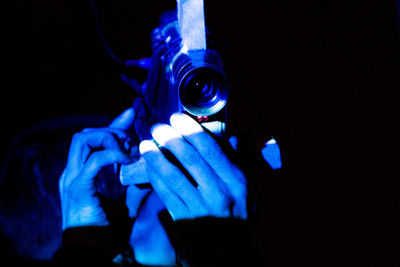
(261, 138, 282, 170)
(129, 191, 176, 266)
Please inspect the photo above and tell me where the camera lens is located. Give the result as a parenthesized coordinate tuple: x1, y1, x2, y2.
(180, 68, 228, 116)
(186, 74, 215, 103)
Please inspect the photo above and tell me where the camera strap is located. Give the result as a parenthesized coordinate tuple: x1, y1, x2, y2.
(176, 0, 207, 51)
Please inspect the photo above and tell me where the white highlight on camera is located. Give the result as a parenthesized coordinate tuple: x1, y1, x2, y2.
(177, 0, 206, 51)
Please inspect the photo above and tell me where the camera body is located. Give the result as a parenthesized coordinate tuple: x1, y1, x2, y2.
(134, 11, 229, 141)
(120, 11, 281, 186)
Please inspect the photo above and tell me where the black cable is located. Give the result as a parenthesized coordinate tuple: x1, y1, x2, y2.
(89, 0, 126, 66)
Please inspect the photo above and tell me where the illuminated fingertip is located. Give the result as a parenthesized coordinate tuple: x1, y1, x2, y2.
(262, 138, 282, 170)
(139, 140, 158, 154)
(170, 113, 203, 136)
(150, 123, 165, 135)
(266, 138, 277, 145)
(150, 123, 179, 146)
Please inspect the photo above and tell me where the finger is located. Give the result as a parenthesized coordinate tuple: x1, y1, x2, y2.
(140, 140, 205, 219)
(170, 113, 247, 189)
(61, 148, 132, 230)
(82, 127, 129, 140)
(150, 124, 231, 211)
(108, 107, 136, 130)
(67, 131, 128, 173)
(81, 128, 132, 152)
(75, 149, 132, 186)
(125, 185, 151, 218)
(170, 113, 247, 218)
(229, 136, 239, 151)
(149, 172, 188, 221)
(119, 157, 149, 185)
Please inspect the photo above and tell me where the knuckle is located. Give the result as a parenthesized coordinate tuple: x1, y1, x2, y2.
(201, 144, 224, 162)
(179, 149, 198, 167)
(82, 127, 94, 132)
(86, 153, 101, 170)
(208, 191, 232, 214)
(71, 132, 84, 144)
(159, 163, 178, 181)
(103, 133, 121, 148)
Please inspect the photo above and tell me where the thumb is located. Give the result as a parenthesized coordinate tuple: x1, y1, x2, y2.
(229, 136, 239, 151)
(109, 107, 136, 130)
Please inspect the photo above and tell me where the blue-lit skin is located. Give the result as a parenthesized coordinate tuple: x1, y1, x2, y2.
(126, 112, 248, 265)
(59, 110, 248, 265)
(261, 138, 282, 170)
(60, 107, 176, 265)
(59, 108, 139, 230)
(127, 189, 176, 265)
(139, 113, 248, 221)
(126, 113, 248, 265)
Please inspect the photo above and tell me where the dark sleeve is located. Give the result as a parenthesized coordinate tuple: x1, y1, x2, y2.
(52, 192, 139, 266)
(53, 225, 180, 267)
(52, 226, 121, 266)
(173, 217, 262, 267)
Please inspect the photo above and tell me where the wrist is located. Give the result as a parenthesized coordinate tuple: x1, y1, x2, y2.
(63, 203, 109, 230)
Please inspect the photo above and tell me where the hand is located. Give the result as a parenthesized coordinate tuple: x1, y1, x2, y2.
(139, 113, 248, 221)
(59, 108, 137, 230)
(127, 190, 176, 266)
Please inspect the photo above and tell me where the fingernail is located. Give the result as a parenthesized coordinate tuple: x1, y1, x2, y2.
(170, 113, 202, 136)
(139, 140, 158, 154)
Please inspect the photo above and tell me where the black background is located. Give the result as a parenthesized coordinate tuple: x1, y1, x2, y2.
(1, 0, 399, 265)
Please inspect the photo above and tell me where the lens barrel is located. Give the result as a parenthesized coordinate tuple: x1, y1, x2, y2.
(172, 50, 228, 116)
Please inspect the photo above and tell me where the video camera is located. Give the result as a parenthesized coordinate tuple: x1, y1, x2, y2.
(119, 9, 281, 185)
(132, 10, 229, 141)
